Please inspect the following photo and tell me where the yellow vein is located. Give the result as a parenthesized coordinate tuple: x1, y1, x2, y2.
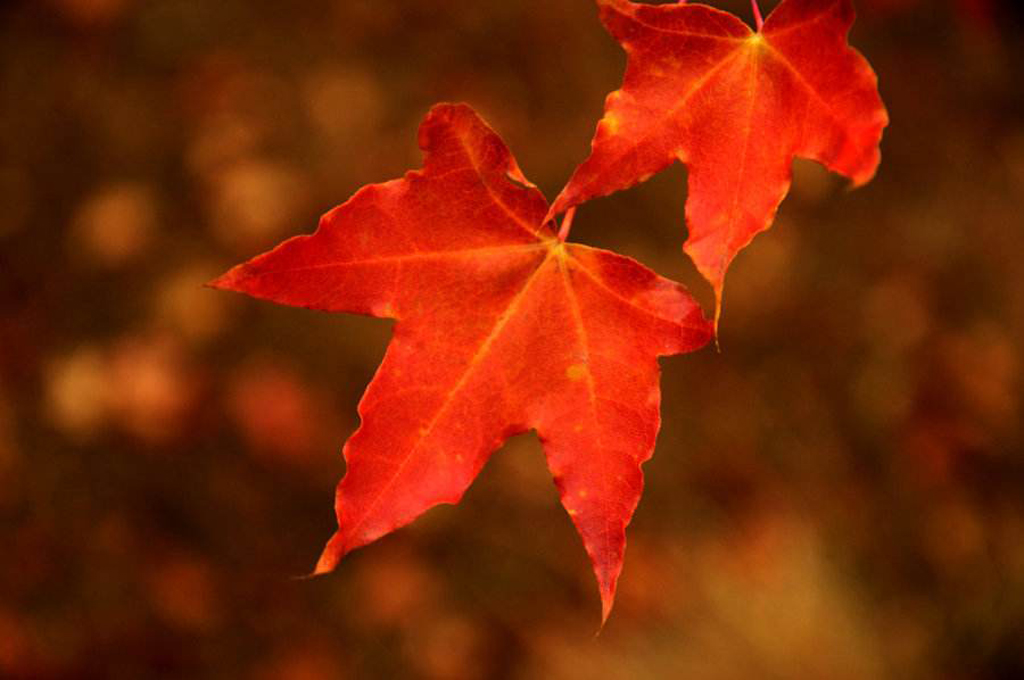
(764, 42, 848, 127)
(249, 243, 548, 276)
(452, 129, 547, 242)
(343, 248, 556, 538)
(593, 46, 746, 182)
(557, 256, 600, 425)
(617, 6, 747, 43)
(763, 1, 842, 39)
(556, 254, 616, 555)
(717, 47, 763, 276)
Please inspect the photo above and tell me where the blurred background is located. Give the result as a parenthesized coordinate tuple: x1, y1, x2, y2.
(2, 0, 1022, 677)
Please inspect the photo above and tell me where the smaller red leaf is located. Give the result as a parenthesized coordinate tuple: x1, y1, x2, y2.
(551, 0, 889, 320)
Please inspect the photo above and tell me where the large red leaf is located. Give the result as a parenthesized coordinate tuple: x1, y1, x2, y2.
(212, 104, 712, 622)
(551, 0, 889, 318)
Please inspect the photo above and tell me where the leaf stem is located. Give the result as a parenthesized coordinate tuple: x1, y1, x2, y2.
(557, 207, 576, 242)
(750, 0, 764, 31)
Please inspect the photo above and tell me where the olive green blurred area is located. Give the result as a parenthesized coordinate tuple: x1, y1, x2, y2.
(2, 0, 1023, 677)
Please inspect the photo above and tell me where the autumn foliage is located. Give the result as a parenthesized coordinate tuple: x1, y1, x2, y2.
(552, 0, 888, 317)
(215, 0, 887, 624)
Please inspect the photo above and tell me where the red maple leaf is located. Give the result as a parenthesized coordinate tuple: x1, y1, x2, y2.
(212, 104, 713, 623)
(550, 0, 889, 320)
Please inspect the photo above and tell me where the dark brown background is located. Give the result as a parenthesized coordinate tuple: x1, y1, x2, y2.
(2, 0, 1022, 677)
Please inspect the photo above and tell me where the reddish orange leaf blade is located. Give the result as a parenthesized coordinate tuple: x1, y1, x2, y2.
(212, 104, 713, 623)
(551, 0, 889, 316)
